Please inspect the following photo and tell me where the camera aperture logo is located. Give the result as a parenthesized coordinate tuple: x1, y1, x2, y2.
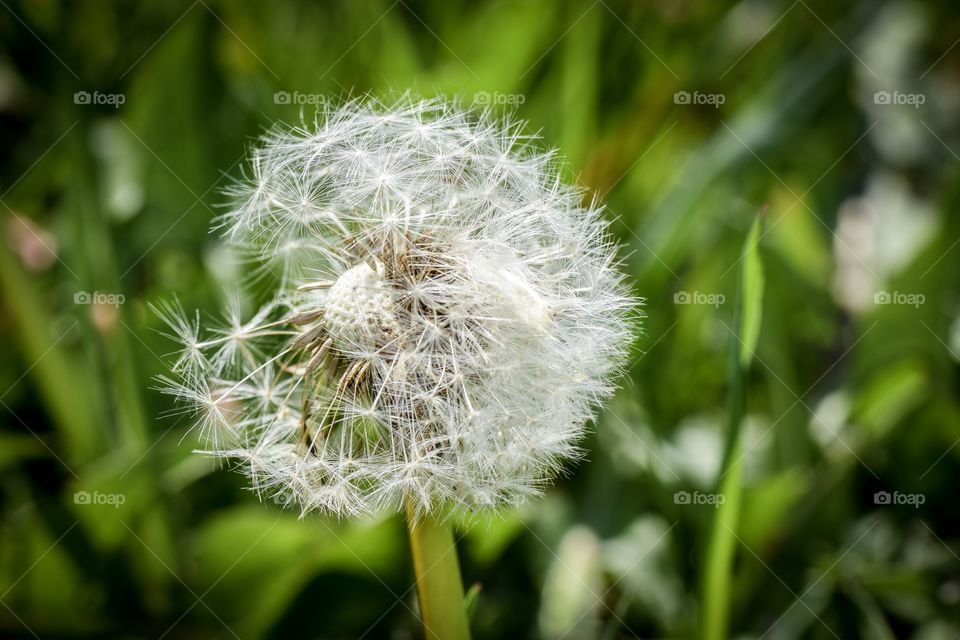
(674, 490, 725, 508)
(674, 90, 725, 108)
(674, 290, 725, 308)
(74, 490, 126, 509)
(74, 291, 125, 308)
(873, 490, 924, 508)
(74, 90, 125, 108)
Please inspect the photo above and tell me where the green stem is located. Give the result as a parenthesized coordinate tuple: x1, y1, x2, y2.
(405, 499, 471, 640)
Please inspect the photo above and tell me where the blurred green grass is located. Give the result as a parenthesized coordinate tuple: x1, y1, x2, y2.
(1, 0, 959, 638)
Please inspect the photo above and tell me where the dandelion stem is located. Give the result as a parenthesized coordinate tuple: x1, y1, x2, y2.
(405, 498, 471, 640)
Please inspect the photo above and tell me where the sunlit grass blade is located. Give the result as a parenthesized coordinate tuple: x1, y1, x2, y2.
(702, 213, 765, 640)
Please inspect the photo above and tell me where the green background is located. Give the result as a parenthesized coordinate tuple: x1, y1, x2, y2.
(1, 1, 959, 638)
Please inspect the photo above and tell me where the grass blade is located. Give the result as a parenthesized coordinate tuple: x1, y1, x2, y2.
(702, 213, 765, 640)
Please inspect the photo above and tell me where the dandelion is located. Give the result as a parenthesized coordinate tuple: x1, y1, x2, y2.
(159, 96, 637, 638)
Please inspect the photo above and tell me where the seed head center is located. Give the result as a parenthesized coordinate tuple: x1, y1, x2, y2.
(323, 262, 399, 350)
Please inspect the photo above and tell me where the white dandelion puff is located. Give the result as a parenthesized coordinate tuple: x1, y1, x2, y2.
(160, 97, 638, 518)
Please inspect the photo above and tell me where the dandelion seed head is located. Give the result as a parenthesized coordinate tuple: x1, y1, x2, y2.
(162, 97, 638, 519)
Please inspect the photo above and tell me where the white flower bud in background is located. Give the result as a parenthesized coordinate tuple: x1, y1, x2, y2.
(159, 97, 638, 518)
